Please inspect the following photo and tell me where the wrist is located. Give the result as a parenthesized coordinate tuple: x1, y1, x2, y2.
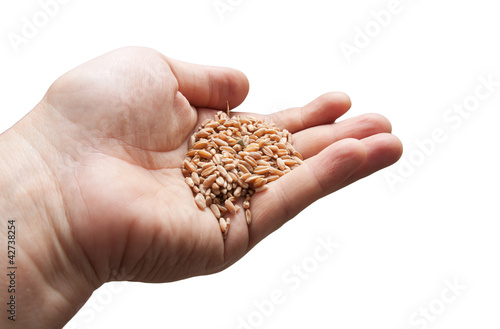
(0, 109, 100, 328)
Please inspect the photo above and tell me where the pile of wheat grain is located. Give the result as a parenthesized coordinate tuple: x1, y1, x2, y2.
(182, 111, 303, 238)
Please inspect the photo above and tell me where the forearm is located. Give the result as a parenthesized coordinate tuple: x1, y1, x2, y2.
(0, 121, 98, 328)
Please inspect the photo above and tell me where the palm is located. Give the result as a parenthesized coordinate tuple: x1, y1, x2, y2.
(39, 47, 402, 284)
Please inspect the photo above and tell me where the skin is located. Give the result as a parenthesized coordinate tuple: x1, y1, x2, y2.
(0, 47, 402, 328)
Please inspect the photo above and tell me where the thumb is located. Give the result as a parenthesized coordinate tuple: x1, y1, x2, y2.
(166, 58, 250, 110)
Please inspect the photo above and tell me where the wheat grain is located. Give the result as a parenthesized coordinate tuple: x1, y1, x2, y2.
(219, 217, 228, 235)
(210, 204, 221, 218)
(245, 209, 252, 225)
(195, 193, 206, 210)
(182, 111, 303, 238)
(225, 199, 236, 213)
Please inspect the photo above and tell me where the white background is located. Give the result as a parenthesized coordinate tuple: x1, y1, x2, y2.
(1, 0, 499, 328)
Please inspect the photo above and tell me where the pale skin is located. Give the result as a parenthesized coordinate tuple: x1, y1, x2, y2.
(0, 47, 402, 328)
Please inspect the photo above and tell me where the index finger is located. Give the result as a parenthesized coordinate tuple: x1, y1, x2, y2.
(231, 92, 352, 133)
(267, 92, 352, 133)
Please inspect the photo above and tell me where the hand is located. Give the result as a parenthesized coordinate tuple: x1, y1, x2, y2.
(0, 47, 402, 328)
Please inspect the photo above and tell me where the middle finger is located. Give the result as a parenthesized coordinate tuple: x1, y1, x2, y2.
(293, 113, 392, 159)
